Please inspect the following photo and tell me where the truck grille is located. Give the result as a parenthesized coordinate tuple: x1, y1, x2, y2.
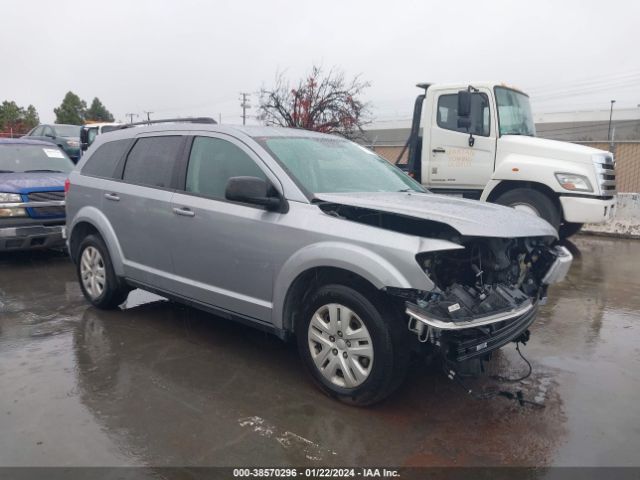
(594, 155, 616, 197)
(26, 191, 65, 217)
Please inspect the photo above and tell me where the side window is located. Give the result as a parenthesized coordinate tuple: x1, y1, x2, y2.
(122, 136, 183, 188)
(32, 126, 44, 136)
(43, 126, 54, 137)
(437, 93, 491, 136)
(81, 139, 131, 178)
(185, 136, 266, 199)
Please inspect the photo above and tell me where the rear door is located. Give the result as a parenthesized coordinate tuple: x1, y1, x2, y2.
(426, 88, 496, 192)
(99, 134, 188, 290)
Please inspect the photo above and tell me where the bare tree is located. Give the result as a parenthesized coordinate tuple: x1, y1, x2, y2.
(258, 66, 370, 139)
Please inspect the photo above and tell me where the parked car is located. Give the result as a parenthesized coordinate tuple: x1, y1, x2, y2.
(65, 122, 572, 405)
(24, 124, 82, 163)
(0, 138, 73, 251)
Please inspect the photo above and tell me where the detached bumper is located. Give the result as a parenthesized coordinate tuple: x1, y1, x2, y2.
(0, 224, 65, 251)
(560, 195, 616, 224)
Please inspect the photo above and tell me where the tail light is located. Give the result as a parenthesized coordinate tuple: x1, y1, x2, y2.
(64, 178, 70, 195)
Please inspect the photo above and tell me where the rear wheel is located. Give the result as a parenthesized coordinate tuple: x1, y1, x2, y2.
(77, 234, 129, 309)
(296, 284, 409, 406)
(495, 188, 561, 231)
(559, 222, 583, 239)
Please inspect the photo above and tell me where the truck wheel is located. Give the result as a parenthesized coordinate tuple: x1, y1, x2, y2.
(76, 234, 130, 310)
(296, 284, 409, 406)
(495, 188, 561, 231)
(559, 222, 583, 239)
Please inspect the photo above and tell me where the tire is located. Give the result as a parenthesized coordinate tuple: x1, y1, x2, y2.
(76, 234, 129, 309)
(559, 222, 583, 239)
(495, 188, 561, 231)
(296, 283, 410, 406)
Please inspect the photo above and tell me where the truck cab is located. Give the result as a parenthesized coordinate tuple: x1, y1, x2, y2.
(404, 82, 617, 238)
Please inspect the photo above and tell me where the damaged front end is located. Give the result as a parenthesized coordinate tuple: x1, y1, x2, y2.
(399, 238, 572, 363)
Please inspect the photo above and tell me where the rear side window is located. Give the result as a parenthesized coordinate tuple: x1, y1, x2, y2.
(81, 139, 130, 178)
(123, 136, 183, 188)
(437, 93, 491, 136)
(185, 137, 266, 199)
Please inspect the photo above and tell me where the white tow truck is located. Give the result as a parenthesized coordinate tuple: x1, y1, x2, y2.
(401, 82, 617, 238)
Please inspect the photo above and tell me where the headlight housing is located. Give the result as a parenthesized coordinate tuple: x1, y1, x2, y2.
(0, 192, 22, 203)
(555, 173, 593, 192)
(0, 192, 27, 217)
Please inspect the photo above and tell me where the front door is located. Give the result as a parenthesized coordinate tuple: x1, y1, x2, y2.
(170, 134, 284, 324)
(426, 88, 496, 191)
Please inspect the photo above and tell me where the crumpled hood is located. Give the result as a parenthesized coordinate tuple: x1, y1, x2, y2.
(316, 192, 558, 239)
(0, 172, 67, 193)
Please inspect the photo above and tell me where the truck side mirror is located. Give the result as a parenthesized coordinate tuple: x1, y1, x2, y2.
(457, 90, 471, 117)
(80, 127, 89, 151)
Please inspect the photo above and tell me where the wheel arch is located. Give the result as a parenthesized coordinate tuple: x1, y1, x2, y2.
(483, 180, 564, 218)
(272, 242, 415, 333)
(68, 206, 125, 276)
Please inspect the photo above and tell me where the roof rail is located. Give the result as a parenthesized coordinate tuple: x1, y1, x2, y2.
(119, 117, 217, 129)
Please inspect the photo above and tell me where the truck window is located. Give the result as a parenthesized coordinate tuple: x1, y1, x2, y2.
(437, 93, 490, 136)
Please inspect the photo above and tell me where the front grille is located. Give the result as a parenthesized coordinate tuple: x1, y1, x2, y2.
(27, 191, 65, 202)
(594, 155, 616, 196)
(25, 190, 65, 218)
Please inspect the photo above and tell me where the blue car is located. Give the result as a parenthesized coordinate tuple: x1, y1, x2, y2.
(0, 138, 74, 251)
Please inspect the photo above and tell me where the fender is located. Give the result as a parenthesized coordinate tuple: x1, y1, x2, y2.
(271, 241, 426, 329)
(480, 152, 596, 202)
(68, 205, 126, 276)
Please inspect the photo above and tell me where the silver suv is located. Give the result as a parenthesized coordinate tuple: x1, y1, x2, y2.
(66, 121, 572, 405)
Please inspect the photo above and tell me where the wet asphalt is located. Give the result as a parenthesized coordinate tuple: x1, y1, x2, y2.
(0, 235, 639, 468)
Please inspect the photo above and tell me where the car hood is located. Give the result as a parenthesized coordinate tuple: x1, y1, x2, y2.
(315, 192, 558, 239)
(0, 172, 67, 193)
(500, 135, 609, 164)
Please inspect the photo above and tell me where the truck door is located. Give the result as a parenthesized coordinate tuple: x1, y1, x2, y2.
(426, 89, 496, 193)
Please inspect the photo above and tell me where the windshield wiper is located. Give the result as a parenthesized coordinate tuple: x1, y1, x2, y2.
(23, 169, 64, 173)
(397, 188, 413, 192)
(0, 169, 15, 173)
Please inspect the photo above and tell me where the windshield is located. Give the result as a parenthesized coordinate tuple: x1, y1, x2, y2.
(495, 87, 536, 136)
(54, 125, 81, 138)
(0, 144, 74, 173)
(256, 136, 425, 195)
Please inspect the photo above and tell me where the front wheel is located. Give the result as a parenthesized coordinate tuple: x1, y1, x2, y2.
(296, 284, 409, 406)
(559, 222, 583, 239)
(495, 188, 561, 231)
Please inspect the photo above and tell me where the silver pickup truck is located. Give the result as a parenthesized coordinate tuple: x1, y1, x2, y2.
(66, 122, 572, 405)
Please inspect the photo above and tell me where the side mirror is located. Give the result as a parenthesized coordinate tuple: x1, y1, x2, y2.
(45, 132, 56, 139)
(80, 127, 89, 151)
(225, 176, 284, 211)
(457, 90, 471, 117)
(457, 117, 471, 130)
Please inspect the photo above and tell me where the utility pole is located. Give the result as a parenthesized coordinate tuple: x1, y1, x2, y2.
(143, 111, 153, 122)
(607, 100, 616, 141)
(240, 92, 251, 125)
(126, 113, 138, 124)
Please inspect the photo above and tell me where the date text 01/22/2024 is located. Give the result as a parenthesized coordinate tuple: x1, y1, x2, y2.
(232, 468, 400, 478)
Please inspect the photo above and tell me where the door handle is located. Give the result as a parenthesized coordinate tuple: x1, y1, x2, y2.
(104, 193, 120, 201)
(172, 207, 195, 217)
(432, 148, 446, 153)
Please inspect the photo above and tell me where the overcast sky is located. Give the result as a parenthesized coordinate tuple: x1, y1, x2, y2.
(1, 0, 639, 125)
